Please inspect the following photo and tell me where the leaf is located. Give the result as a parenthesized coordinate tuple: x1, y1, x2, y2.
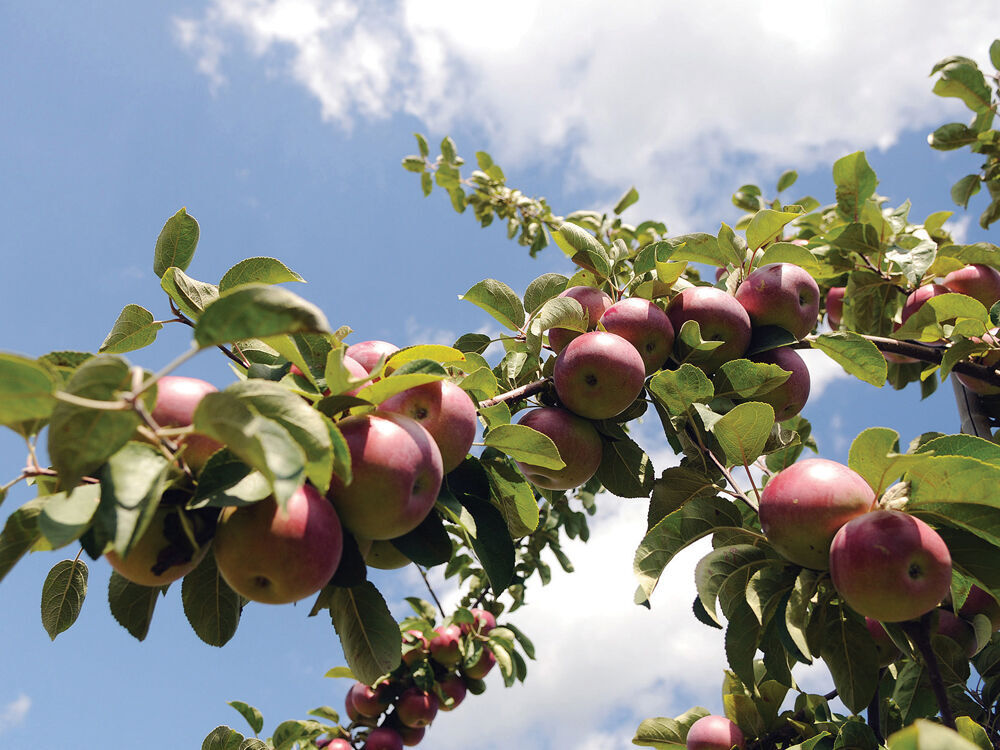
(389, 510, 451, 567)
(556, 223, 612, 279)
(818, 606, 880, 713)
(951, 175, 982, 209)
(632, 708, 709, 749)
(483, 424, 565, 469)
(811, 332, 886, 387)
(848, 427, 903, 494)
(725, 601, 762, 688)
(355, 371, 446, 406)
(928, 122, 980, 151)
(713, 359, 789, 400)
(227, 702, 264, 736)
(0, 353, 58, 428)
(757, 243, 821, 275)
(777, 170, 798, 192)
(97, 442, 172, 558)
(99, 305, 163, 354)
(182, 550, 242, 647)
(108, 571, 163, 641)
(833, 152, 878, 221)
(647, 467, 722, 529)
(219, 257, 305, 293)
(457, 494, 516, 592)
(712, 402, 774, 467)
(932, 61, 993, 113)
(0, 498, 45, 583)
(648, 364, 714, 415)
(595, 435, 654, 498)
(893, 292, 989, 341)
(329, 582, 401, 685)
(667, 233, 730, 266)
(40, 559, 88, 640)
(196, 285, 331, 348)
(459, 279, 526, 331)
(201, 726, 245, 750)
(477, 451, 540, 538)
(613, 186, 640, 215)
(38, 483, 101, 549)
(323, 666, 356, 680)
(746, 209, 803, 251)
(160, 267, 220, 321)
(695, 544, 773, 625)
(153, 207, 200, 278)
(888, 719, 982, 750)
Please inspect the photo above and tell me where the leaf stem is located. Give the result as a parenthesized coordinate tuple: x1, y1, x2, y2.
(416, 565, 446, 618)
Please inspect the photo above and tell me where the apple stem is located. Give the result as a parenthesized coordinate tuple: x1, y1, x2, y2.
(905, 614, 957, 730)
(416, 564, 446, 618)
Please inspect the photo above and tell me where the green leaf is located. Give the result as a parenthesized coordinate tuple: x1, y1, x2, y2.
(811, 332, 886, 387)
(596, 436, 654, 498)
(844, 270, 897, 337)
(38, 483, 101, 549)
(648, 364, 714, 415)
(218, 257, 305, 293)
(478, 451, 541, 538)
(712, 402, 774, 466)
(819, 606, 880, 713)
(757, 242, 821, 275)
(98, 304, 163, 354)
(0, 498, 45, 583)
(389, 510, 451, 567)
(483, 424, 565, 469)
(713, 359, 790, 399)
(893, 292, 988, 341)
(632, 708, 709, 749)
(0, 352, 58, 427)
(40, 559, 88, 640)
(951, 175, 982, 209)
(153, 207, 200, 278)
(647, 467, 722, 529)
(323, 666, 356, 680)
(387, 345, 465, 370)
(725, 601, 763, 689)
(329, 582, 401, 685)
(928, 122, 980, 151)
(457, 494, 516, 592)
(97, 442, 172, 557)
(613, 186, 640, 215)
(182, 549, 242, 647)
(355, 371, 446, 406)
(196, 285, 331, 349)
(746, 209, 803, 251)
(955, 717, 993, 750)
(108, 571, 164, 641)
(201, 727, 248, 750)
(401, 155, 425, 172)
(227, 702, 264, 736)
(695, 544, 772, 625)
(915, 434, 1000, 464)
(664, 233, 730, 266)
(556, 223, 612, 279)
(189, 450, 271, 508)
(888, 719, 982, 750)
(459, 279, 526, 331)
(440, 135, 458, 163)
(833, 152, 878, 221)
(777, 170, 798, 192)
(848, 427, 904, 494)
(160, 267, 220, 321)
(933, 61, 993, 113)
(415, 133, 429, 158)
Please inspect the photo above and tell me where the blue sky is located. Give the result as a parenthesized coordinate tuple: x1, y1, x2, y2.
(1, 2, 998, 748)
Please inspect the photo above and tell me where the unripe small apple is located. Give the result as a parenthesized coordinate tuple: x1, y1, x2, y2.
(429, 624, 463, 667)
(548, 286, 613, 353)
(364, 727, 404, 750)
(394, 687, 438, 728)
(514, 407, 603, 490)
(735, 262, 820, 340)
(437, 673, 467, 711)
(686, 715, 745, 750)
(598, 297, 675, 375)
(942, 263, 1000, 308)
(666, 287, 752, 373)
(462, 647, 496, 680)
(826, 287, 846, 329)
(553, 331, 646, 419)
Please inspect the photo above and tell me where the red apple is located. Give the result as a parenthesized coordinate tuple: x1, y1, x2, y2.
(347, 681, 391, 719)
(942, 263, 1000, 309)
(385, 716, 425, 747)
(666, 287, 752, 373)
(599, 297, 675, 375)
(865, 617, 901, 667)
(213, 484, 343, 604)
(958, 585, 1000, 630)
(394, 688, 438, 728)
(364, 727, 404, 750)
(327, 414, 443, 540)
(886, 284, 950, 364)
(748, 347, 811, 421)
(826, 287, 846, 329)
(324, 740, 353, 750)
(347, 340, 400, 374)
(149, 375, 224, 472)
(735, 262, 820, 340)
(461, 607, 497, 635)
(377, 380, 477, 473)
(548, 286, 613, 353)
(429, 624, 463, 667)
(402, 629, 430, 666)
(291, 356, 368, 397)
(955, 328, 1000, 395)
(553, 331, 647, 419)
(686, 715, 745, 750)
(829, 510, 952, 622)
(759, 458, 875, 570)
(437, 673, 467, 711)
(513, 407, 603, 490)
(462, 647, 496, 680)
(105, 506, 209, 587)
(934, 609, 976, 658)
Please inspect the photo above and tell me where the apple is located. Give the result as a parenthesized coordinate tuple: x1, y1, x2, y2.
(429, 624, 463, 667)
(347, 681, 391, 719)
(933, 609, 976, 658)
(886, 284, 950, 364)
(666, 287, 752, 373)
(149, 375, 224, 472)
(958, 585, 1000, 630)
(394, 687, 438, 728)
(758, 458, 875, 570)
(955, 328, 1000, 395)
(513, 407, 603, 490)
(826, 287, 846, 329)
(598, 297, 675, 375)
(462, 647, 496, 680)
(105, 506, 209, 587)
(437, 673, 467, 711)
(327, 413, 443, 540)
(942, 263, 1000, 308)
(829, 510, 952, 622)
(461, 607, 496, 635)
(213, 484, 343, 605)
(865, 617, 901, 667)
(748, 347, 811, 421)
(402, 629, 430, 667)
(385, 716, 425, 747)
(548, 286, 613, 353)
(735, 262, 820, 340)
(346, 340, 400, 375)
(377, 380, 478, 473)
(686, 715, 745, 750)
(364, 727, 404, 750)
(325, 740, 353, 750)
(291, 355, 369, 397)
(553, 331, 647, 420)
(365, 539, 411, 570)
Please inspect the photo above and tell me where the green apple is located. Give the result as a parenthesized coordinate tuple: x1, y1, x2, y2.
(105, 506, 208, 587)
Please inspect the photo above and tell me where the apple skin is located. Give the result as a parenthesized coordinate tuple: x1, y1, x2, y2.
(402, 629, 430, 667)
(437, 673, 467, 711)
(686, 715, 745, 750)
(385, 716, 425, 747)
(735, 263, 820, 340)
(462, 647, 496, 680)
(865, 618, 901, 667)
(347, 681, 391, 719)
(150, 375, 224, 472)
(364, 539, 411, 570)
(292, 356, 368, 396)
(327, 413, 443, 541)
(394, 687, 439, 728)
(363, 727, 404, 750)
(599, 297, 675, 375)
(548, 286, 613, 353)
(461, 607, 497, 635)
(553, 331, 647, 420)
(942, 264, 1000, 308)
(955, 328, 1000, 395)
(324, 740, 353, 750)
(886, 284, 951, 364)
(513, 407, 603, 490)
(829, 510, 953, 622)
(666, 287, 752, 373)
(213, 484, 343, 605)
(377, 380, 478, 473)
(748, 347, 811, 422)
(934, 609, 976, 658)
(958, 585, 1000, 630)
(429, 624, 463, 667)
(759, 458, 875, 570)
(826, 287, 846, 329)
(346, 340, 400, 374)
(105, 507, 209, 587)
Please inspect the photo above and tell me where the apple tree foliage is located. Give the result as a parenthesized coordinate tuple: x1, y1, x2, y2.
(1, 40, 1000, 750)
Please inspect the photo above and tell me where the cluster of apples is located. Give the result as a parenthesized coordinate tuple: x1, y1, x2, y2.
(324, 610, 497, 749)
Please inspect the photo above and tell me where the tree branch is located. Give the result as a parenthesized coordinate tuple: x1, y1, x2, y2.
(478, 378, 550, 408)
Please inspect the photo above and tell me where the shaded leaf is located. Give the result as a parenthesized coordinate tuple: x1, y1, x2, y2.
(153, 208, 199, 278)
(160, 267, 220, 321)
(99, 305, 163, 354)
(182, 550, 242, 647)
(811, 332, 886, 387)
(40, 559, 88, 640)
(196, 285, 330, 348)
(329, 582, 401, 685)
(108, 571, 164, 641)
(219, 257, 304, 293)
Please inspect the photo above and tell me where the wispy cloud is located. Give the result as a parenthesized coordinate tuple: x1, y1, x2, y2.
(0, 695, 31, 736)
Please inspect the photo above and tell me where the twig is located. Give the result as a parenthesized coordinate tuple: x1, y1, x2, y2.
(478, 378, 550, 408)
(903, 614, 957, 729)
(416, 565, 446, 618)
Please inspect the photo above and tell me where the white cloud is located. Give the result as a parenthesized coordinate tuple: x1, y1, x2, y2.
(0, 695, 30, 736)
(174, 0, 996, 227)
(798, 347, 849, 400)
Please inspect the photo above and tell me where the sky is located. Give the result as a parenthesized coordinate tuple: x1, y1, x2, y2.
(0, 2, 998, 748)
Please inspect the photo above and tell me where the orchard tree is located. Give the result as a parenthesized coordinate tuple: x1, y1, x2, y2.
(2, 40, 1000, 750)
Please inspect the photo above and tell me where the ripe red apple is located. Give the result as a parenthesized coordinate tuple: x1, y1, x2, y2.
(958, 585, 1000, 630)
(886, 284, 950, 364)
(548, 286, 613, 353)
(346, 340, 400, 374)
(598, 297, 675, 375)
(942, 263, 1000, 309)
(934, 609, 976, 658)
(347, 681, 391, 719)
(324, 740, 353, 750)
(105, 506, 209, 587)
(429, 624, 463, 667)
(385, 716, 425, 747)
(748, 347, 811, 421)
(666, 287, 752, 373)
(291, 356, 368, 397)
(402, 629, 430, 666)
(955, 328, 1000, 395)
(462, 647, 496, 680)
(553, 331, 647, 419)
(327, 413, 443, 541)
(735, 262, 820, 340)
(377, 380, 478, 473)
(394, 688, 438, 728)
(686, 715, 745, 750)
(149, 375, 224, 472)
(865, 618, 901, 667)
(461, 607, 496, 635)
(364, 727, 404, 750)
(437, 673, 467, 711)
(513, 407, 603, 490)
(829, 510, 953, 622)
(759, 458, 875, 570)
(826, 287, 846, 329)
(213, 484, 343, 604)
